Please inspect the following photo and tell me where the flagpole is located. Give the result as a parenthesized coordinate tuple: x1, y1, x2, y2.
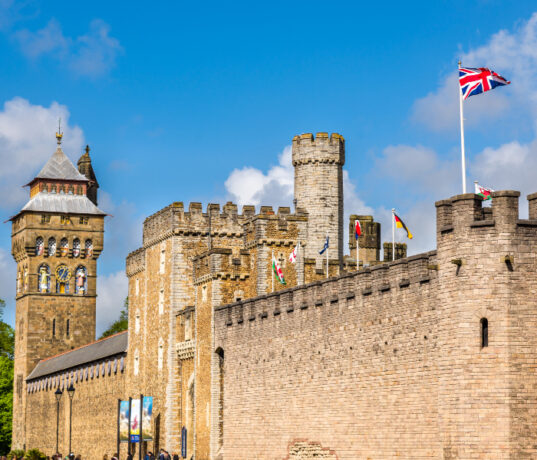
(355, 220, 359, 270)
(459, 60, 467, 194)
(326, 234, 329, 279)
(271, 249, 274, 293)
(298, 241, 302, 285)
(392, 209, 395, 261)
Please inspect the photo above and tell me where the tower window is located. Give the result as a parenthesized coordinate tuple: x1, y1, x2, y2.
(37, 264, 51, 293)
(159, 289, 164, 315)
(35, 237, 44, 256)
(160, 245, 166, 274)
(73, 238, 81, 258)
(48, 237, 56, 256)
(134, 349, 140, 376)
(60, 215, 71, 225)
(481, 318, 488, 348)
(52, 319, 56, 337)
(66, 319, 70, 337)
(60, 238, 69, 256)
(41, 215, 51, 224)
(85, 239, 93, 258)
(79, 216, 89, 224)
(158, 339, 164, 371)
(135, 311, 140, 334)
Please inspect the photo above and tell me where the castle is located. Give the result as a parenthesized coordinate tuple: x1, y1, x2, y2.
(11, 130, 537, 459)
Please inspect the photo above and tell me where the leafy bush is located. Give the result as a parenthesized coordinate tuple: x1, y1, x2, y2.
(25, 448, 46, 460)
(8, 450, 25, 459)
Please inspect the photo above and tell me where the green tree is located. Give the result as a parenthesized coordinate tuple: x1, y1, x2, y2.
(100, 297, 129, 339)
(0, 298, 14, 454)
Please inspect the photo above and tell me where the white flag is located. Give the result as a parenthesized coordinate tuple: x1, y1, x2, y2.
(289, 244, 298, 264)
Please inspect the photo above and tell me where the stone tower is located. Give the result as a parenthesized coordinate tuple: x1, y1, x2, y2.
(292, 132, 345, 269)
(10, 132, 106, 449)
(348, 215, 381, 266)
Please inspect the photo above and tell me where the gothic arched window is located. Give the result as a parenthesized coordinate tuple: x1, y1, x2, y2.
(37, 264, 51, 293)
(60, 238, 69, 257)
(55, 265, 71, 294)
(48, 237, 56, 257)
(75, 266, 87, 295)
(35, 237, 44, 256)
(72, 238, 81, 258)
(85, 239, 93, 258)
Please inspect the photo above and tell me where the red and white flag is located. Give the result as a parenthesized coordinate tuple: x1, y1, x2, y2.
(289, 244, 298, 264)
(354, 220, 362, 239)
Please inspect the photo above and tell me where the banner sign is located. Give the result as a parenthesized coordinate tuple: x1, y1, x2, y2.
(142, 396, 153, 441)
(181, 426, 187, 458)
(119, 400, 130, 443)
(130, 399, 141, 442)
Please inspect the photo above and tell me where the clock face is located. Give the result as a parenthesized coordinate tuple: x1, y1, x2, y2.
(55, 265, 71, 282)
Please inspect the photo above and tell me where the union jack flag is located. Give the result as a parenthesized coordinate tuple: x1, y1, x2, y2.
(459, 66, 510, 100)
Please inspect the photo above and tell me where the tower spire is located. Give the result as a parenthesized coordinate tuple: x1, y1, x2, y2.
(55, 118, 63, 146)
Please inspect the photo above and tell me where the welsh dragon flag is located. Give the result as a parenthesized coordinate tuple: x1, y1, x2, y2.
(475, 182, 494, 200)
(272, 255, 286, 285)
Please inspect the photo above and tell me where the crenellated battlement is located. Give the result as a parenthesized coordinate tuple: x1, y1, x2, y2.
(216, 249, 438, 327)
(436, 190, 537, 239)
(292, 132, 345, 166)
(126, 247, 145, 277)
(192, 247, 251, 285)
(141, 200, 310, 247)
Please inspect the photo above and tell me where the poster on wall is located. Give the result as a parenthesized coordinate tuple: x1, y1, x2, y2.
(142, 396, 154, 441)
(119, 400, 130, 443)
(130, 398, 141, 442)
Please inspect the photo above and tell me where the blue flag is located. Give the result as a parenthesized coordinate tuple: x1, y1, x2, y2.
(319, 236, 329, 255)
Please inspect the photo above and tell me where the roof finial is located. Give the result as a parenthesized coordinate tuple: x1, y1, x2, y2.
(56, 117, 63, 146)
(85, 145, 90, 155)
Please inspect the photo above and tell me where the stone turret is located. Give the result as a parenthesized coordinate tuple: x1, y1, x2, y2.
(349, 215, 381, 265)
(292, 132, 345, 269)
(78, 145, 99, 206)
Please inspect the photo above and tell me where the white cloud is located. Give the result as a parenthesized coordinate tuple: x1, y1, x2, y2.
(15, 18, 122, 78)
(0, 97, 84, 209)
(375, 144, 460, 198)
(96, 270, 128, 336)
(225, 145, 294, 208)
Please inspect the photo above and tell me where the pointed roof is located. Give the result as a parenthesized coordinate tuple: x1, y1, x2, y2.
(35, 147, 88, 182)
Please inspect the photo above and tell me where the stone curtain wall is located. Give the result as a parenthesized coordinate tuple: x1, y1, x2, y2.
(214, 253, 441, 460)
(24, 354, 126, 458)
(214, 191, 537, 460)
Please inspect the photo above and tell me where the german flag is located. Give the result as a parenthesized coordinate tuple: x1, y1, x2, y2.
(394, 213, 413, 239)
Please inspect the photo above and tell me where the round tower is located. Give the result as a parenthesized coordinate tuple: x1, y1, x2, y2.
(292, 132, 345, 269)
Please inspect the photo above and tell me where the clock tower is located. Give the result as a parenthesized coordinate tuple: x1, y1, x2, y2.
(10, 131, 106, 449)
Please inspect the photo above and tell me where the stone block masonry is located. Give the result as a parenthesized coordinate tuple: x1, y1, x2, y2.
(213, 190, 537, 459)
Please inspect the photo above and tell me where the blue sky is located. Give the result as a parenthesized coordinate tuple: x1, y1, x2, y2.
(2, 0, 537, 332)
